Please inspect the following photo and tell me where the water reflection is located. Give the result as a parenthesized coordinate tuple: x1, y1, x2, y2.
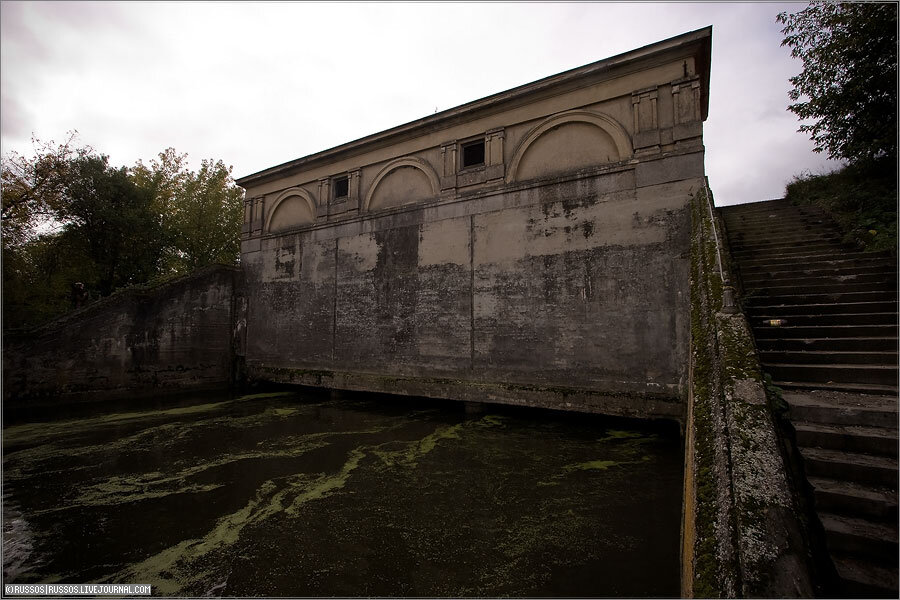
(3, 390, 683, 597)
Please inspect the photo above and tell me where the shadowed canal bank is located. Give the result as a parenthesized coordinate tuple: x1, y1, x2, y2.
(2, 389, 683, 597)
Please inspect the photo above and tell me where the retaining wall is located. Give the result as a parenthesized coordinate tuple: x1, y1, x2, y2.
(2, 264, 241, 406)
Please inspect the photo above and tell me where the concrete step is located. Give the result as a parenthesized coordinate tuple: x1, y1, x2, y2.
(743, 272, 897, 289)
(723, 202, 823, 213)
(819, 512, 898, 562)
(727, 224, 842, 239)
(801, 447, 899, 487)
(738, 252, 894, 270)
(725, 221, 835, 234)
(720, 198, 817, 212)
(783, 391, 899, 429)
(722, 196, 798, 206)
(759, 350, 898, 366)
(741, 265, 896, 284)
(723, 208, 831, 221)
(753, 324, 898, 339)
(743, 290, 898, 307)
(747, 301, 898, 316)
(722, 203, 829, 217)
(726, 198, 900, 598)
(794, 421, 898, 456)
(747, 281, 897, 297)
(729, 230, 843, 245)
(755, 337, 898, 353)
(727, 222, 839, 234)
(725, 218, 830, 230)
(734, 263, 897, 285)
(731, 242, 848, 260)
(832, 554, 899, 598)
(730, 236, 844, 253)
(722, 213, 834, 227)
(720, 203, 830, 223)
(751, 312, 899, 327)
(808, 476, 899, 521)
(779, 380, 899, 396)
(763, 363, 898, 387)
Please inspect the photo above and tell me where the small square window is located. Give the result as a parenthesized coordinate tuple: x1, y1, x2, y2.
(461, 140, 485, 169)
(333, 175, 349, 199)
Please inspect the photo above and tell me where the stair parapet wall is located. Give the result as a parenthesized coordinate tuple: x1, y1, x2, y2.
(2, 264, 242, 406)
(683, 186, 815, 597)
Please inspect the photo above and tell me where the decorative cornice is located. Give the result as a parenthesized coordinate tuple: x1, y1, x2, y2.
(236, 26, 711, 189)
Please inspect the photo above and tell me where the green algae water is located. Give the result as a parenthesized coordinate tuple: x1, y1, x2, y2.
(2, 390, 683, 597)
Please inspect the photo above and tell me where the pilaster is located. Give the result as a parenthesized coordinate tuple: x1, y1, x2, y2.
(632, 87, 661, 155)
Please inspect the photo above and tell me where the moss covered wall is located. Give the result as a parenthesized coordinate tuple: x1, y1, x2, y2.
(683, 186, 814, 597)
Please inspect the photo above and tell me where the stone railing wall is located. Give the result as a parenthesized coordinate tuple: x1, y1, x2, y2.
(682, 184, 815, 597)
(3, 264, 241, 407)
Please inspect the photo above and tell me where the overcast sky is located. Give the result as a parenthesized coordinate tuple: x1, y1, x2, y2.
(1, 1, 842, 206)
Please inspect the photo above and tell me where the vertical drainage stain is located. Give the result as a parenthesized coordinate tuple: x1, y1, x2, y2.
(469, 215, 476, 371)
(332, 238, 338, 363)
(373, 226, 420, 354)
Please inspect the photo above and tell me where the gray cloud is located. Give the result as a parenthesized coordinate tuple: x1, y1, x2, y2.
(0, 2, 841, 205)
(0, 90, 33, 143)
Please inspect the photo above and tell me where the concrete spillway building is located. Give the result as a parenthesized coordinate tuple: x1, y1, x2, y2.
(235, 27, 712, 422)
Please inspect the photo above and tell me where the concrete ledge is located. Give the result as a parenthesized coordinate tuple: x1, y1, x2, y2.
(247, 364, 685, 422)
(3, 382, 232, 414)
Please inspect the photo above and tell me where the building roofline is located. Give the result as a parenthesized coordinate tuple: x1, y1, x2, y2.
(236, 26, 711, 188)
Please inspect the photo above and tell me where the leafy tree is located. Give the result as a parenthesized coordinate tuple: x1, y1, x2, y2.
(132, 149, 243, 273)
(168, 158, 244, 271)
(1, 133, 99, 328)
(777, 2, 898, 165)
(57, 155, 166, 296)
(3, 232, 96, 328)
(2, 139, 164, 326)
(130, 147, 187, 271)
(2, 137, 243, 330)
(1, 131, 89, 251)
(131, 147, 190, 217)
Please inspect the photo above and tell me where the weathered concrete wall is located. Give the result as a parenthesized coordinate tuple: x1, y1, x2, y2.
(242, 166, 697, 420)
(237, 28, 713, 420)
(3, 265, 240, 405)
(683, 186, 815, 597)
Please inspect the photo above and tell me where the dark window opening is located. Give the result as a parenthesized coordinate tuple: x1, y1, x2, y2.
(461, 140, 485, 168)
(334, 176, 349, 199)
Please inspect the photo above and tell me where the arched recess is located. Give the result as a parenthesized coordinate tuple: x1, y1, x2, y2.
(265, 187, 317, 233)
(506, 110, 633, 183)
(363, 157, 440, 212)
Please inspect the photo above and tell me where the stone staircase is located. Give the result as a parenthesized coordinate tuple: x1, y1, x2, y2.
(721, 198, 899, 598)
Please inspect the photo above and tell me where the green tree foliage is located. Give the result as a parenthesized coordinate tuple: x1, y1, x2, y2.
(3, 232, 96, 328)
(57, 155, 166, 296)
(2, 135, 245, 330)
(1, 132, 88, 250)
(777, 2, 898, 165)
(778, 3, 897, 255)
(2, 133, 96, 328)
(132, 149, 243, 273)
(785, 164, 897, 253)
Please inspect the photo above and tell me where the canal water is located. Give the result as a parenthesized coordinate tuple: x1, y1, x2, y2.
(2, 390, 683, 597)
